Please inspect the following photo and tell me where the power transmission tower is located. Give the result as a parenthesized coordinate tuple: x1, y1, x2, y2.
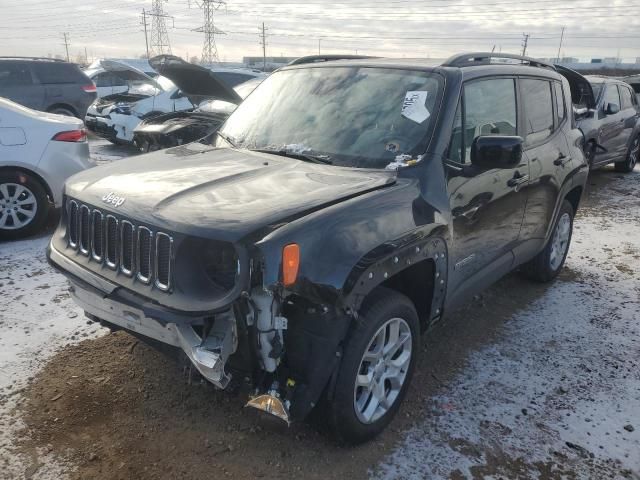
(192, 0, 226, 65)
(62, 32, 70, 62)
(521, 33, 529, 57)
(149, 0, 172, 56)
(259, 22, 268, 71)
(141, 9, 150, 58)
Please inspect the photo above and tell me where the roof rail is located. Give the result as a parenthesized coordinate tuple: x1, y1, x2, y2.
(287, 54, 378, 66)
(0, 56, 66, 63)
(442, 52, 556, 71)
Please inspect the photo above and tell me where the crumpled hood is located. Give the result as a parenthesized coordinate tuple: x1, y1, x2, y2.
(65, 144, 396, 241)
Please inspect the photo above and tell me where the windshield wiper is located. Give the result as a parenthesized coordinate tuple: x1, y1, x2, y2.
(250, 148, 333, 165)
(216, 131, 238, 148)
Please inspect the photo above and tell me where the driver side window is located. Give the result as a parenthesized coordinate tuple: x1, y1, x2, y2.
(448, 78, 517, 164)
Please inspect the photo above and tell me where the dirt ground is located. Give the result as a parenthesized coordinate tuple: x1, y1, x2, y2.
(1, 161, 639, 479)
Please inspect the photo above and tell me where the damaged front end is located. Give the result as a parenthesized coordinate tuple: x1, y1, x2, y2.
(133, 111, 228, 153)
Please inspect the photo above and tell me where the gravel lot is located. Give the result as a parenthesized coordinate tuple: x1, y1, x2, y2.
(0, 139, 638, 479)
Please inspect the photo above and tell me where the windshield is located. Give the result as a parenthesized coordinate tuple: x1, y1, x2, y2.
(216, 66, 442, 169)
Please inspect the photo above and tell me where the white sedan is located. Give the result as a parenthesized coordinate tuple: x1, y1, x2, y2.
(0, 98, 93, 239)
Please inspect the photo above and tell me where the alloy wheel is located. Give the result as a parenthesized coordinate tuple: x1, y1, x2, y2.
(549, 213, 571, 271)
(0, 183, 38, 230)
(353, 317, 412, 424)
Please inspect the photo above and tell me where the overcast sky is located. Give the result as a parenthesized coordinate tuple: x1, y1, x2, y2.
(1, 0, 639, 63)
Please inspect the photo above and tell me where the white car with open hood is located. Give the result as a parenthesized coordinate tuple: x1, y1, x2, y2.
(84, 58, 264, 145)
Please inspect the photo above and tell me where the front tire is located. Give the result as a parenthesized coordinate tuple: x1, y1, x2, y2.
(615, 135, 639, 173)
(0, 172, 50, 240)
(521, 200, 574, 282)
(327, 287, 419, 444)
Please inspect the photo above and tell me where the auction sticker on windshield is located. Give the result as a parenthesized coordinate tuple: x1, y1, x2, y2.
(401, 91, 430, 124)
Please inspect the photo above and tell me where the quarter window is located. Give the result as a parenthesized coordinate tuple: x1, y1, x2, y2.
(521, 78, 554, 144)
(461, 78, 517, 162)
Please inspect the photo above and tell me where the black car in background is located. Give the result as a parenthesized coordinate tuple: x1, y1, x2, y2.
(0, 57, 97, 118)
(558, 67, 640, 172)
(49, 52, 588, 443)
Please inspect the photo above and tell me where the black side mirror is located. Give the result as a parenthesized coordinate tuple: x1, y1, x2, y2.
(471, 135, 524, 169)
(605, 103, 620, 115)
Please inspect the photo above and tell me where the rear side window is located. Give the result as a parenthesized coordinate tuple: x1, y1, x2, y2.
(461, 78, 517, 162)
(32, 62, 88, 84)
(0, 62, 33, 87)
(521, 78, 554, 144)
(554, 82, 566, 125)
(619, 85, 634, 109)
(602, 84, 620, 109)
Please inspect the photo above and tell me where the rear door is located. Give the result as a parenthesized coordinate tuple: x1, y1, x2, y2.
(0, 61, 45, 110)
(598, 83, 625, 162)
(618, 84, 638, 154)
(518, 77, 572, 249)
(446, 76, 528, 286)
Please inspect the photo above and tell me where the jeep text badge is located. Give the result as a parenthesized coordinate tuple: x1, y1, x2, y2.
(102, 192, 126, 208)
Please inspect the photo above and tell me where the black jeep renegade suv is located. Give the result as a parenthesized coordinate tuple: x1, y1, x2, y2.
(48, 53, 588, 443)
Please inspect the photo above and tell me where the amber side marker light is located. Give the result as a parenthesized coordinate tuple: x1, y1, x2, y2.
(282, 243, 300, 286)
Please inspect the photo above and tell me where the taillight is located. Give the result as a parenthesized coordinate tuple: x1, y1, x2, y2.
(52, 129, 87, 142)
(82, 84, 97, 93)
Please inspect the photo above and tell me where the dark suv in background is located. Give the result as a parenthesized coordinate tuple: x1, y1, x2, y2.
(48, 52, 587, 443)
(0, 57, 96, 118)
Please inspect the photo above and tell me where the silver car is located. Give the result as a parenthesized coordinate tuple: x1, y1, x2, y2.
(0, 97, 93, 239)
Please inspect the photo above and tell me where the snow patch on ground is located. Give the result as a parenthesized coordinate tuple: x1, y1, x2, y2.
(375, 171, 640, 479)
(0, 237, 107, 479)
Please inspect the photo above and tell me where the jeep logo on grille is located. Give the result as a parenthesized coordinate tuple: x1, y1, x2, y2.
(102, 192, 126, 207)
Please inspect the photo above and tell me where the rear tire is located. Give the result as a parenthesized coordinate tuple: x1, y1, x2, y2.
(326, 287, 419, 444)
(0, 172, 50, 240)
(614, 135, 639, 173)
(47, 106, 76, 117)
(521, 200, 574, 283)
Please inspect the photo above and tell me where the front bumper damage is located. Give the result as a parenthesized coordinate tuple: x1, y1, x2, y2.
(71, 284, 236, 389)
(48, 241, 352, 426)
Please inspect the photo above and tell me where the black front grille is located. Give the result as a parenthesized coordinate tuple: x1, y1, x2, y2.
(68, 201, 79, 247)
(91, 211, 104, 261)
(66, 199, 173, 292)
(105, 215, 118, 268)
(120, 221, 135, 275)
(79, 205, 90, 255)
(155, 233, 172, 290)
(137, 227, 153, 283)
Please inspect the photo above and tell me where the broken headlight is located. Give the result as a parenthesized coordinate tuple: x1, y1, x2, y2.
(174, 238, 239, 297)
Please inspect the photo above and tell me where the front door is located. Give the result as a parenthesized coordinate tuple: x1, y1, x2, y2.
(445, 77, 529, 296)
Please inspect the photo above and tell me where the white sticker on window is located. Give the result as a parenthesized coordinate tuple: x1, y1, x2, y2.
(401, 91, 430, 124)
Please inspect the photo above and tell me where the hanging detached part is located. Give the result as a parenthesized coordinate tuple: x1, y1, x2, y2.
(245, 392, 291, 425)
